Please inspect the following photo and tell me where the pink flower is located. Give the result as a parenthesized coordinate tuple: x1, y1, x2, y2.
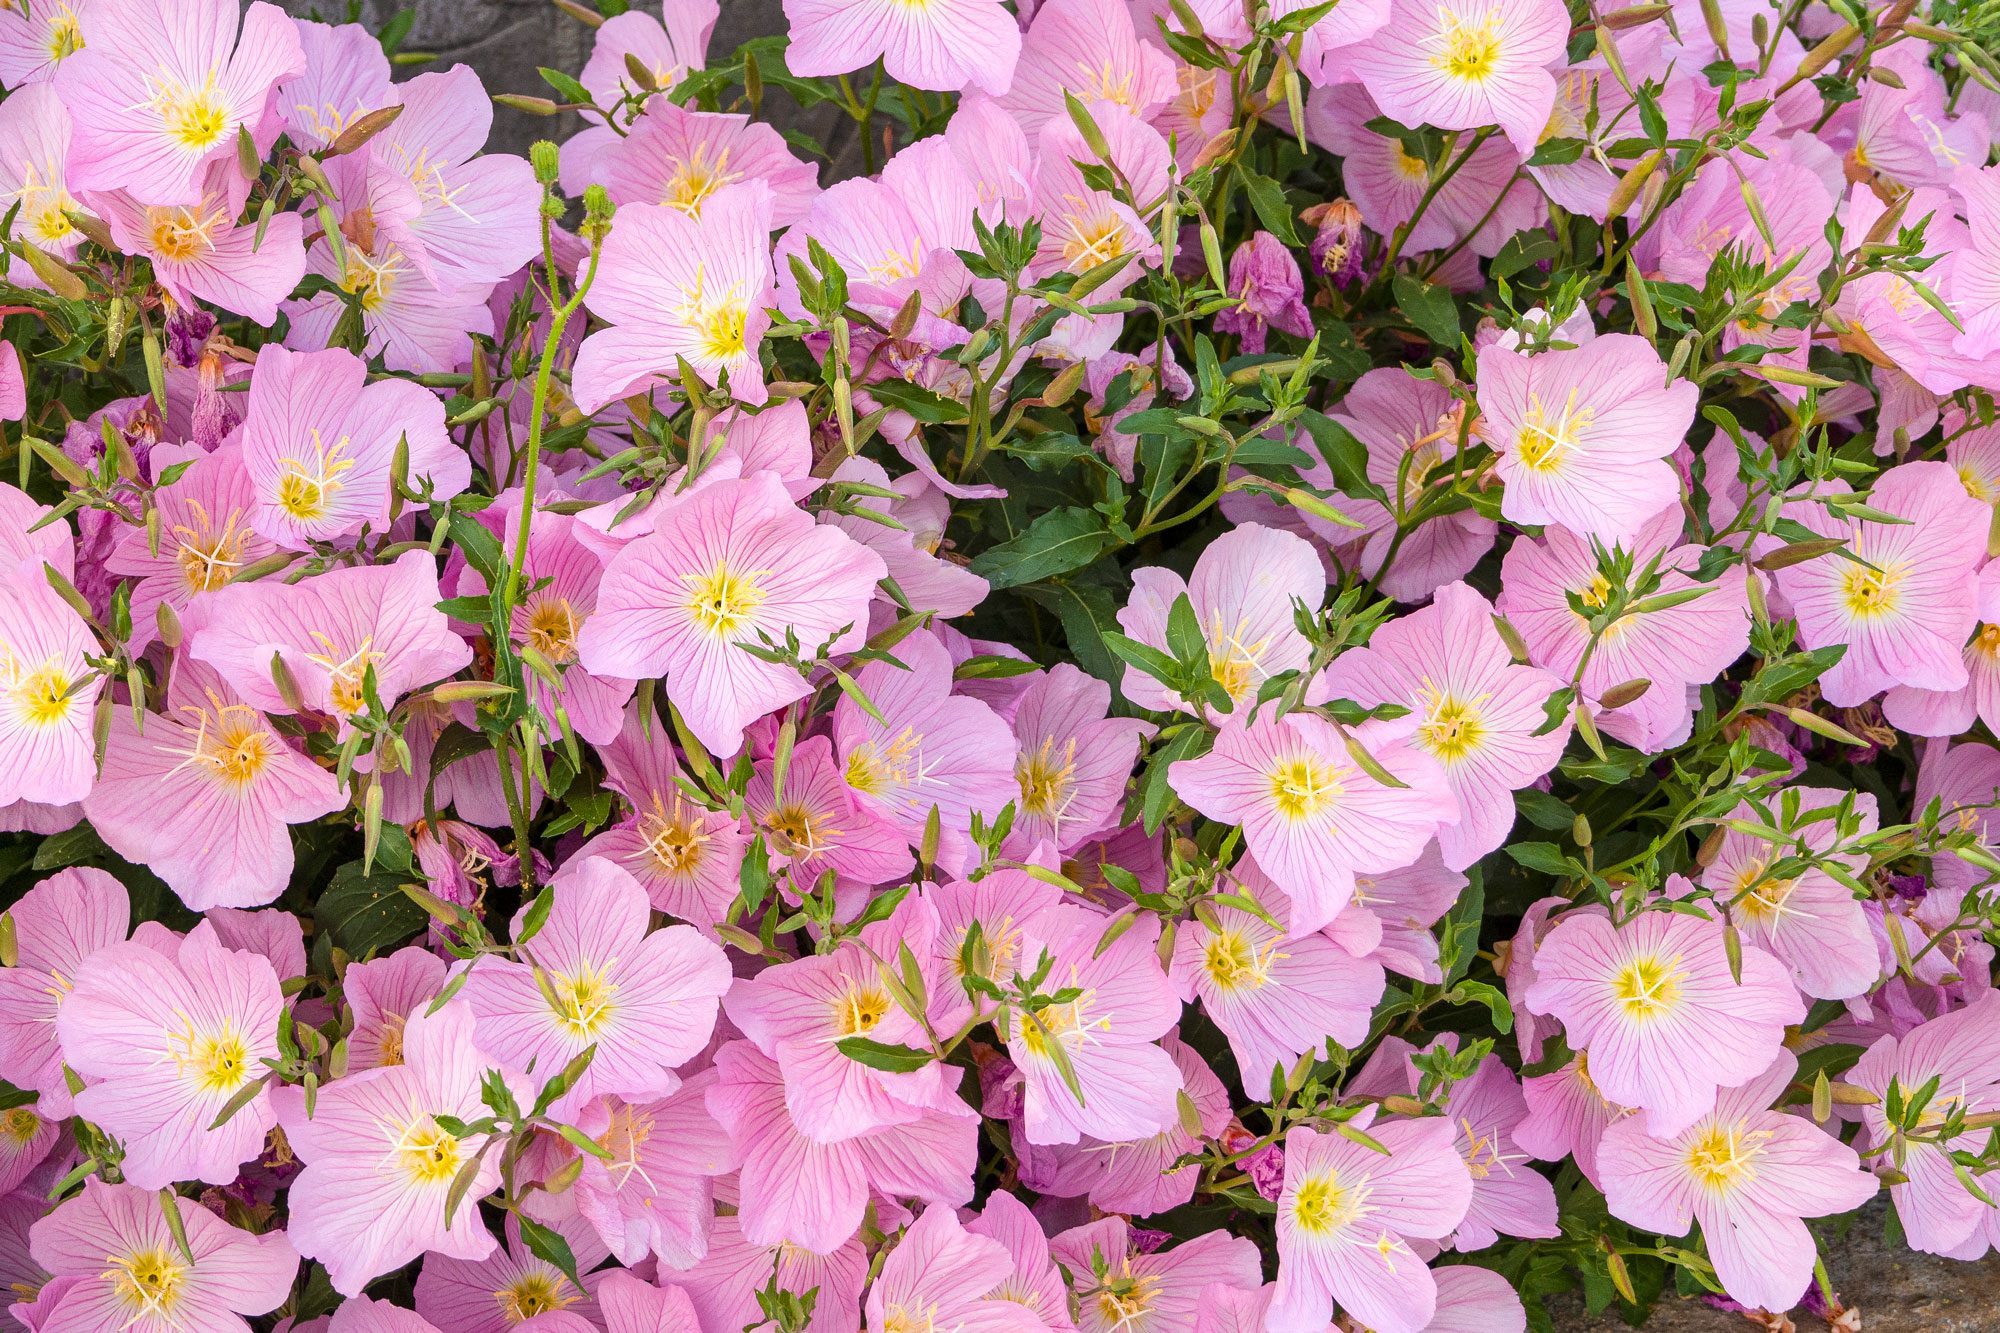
(782, 0, 1021, 95)
(1005, 664, 1150, 856)
(56, 0, 303, 206)
(0, 562, 102, 808)
(707, 1040, 980, 1255)
(600, 99, 819, 227)
(415, 1215, 605, 1333)
(581, 4, 717, 103)
(745, 733, 917, 890)
(1170, 901, 1384, 1094)
(187, 548, 474, 734)
(1171, 713, 1455, 927)
(56, 921, 283, 1188)
(0, 84, 82, 278)
(1601, 1050, 1877, 1311)
(965, 1193, 1073, 1332)
(464, 857, 730, 1116)
(92, 163, 307, 324)
(0, 868, 129, 1117)
(106, 444, 276, 651)
(1515, 1052, 1627, 1188)
(574, 183, 776, 411)
(0, 0, 87, 87)
(274, 20, 395, 151)
(1696, 786, 1883, 1000)
(672, 1211, 867, 1333)
(997, 0, 1178, 140)
(1050, 1217, 1261, 1333)
(578, 473, 886, 758)
(29, 1180, 296, 1333)
(833, 630, 1016, 876)
(1315, 581, 1569, 870)
(1002, 906, 1184, 1146)
(1951, 163, 2000, 364)
(1345, 0, 1569, 152)
(1774, 461, 1988, 707)
(342, 946, 447, 1072)
(1497, 504, 1751, 752)
(1523, 900, 1804, 1136)
(326, 1298, 446, 1333)
(822, 456, 988, 620)
(276, 999, 505, 1296)
(1268, 1117, 1474, 1333)
(865, 1207, 1044, 1333)
(83, 665, 346, 911)
(1216, 233, 1314, 354)
(569, 1075, 736, 1268)
(239, 346, 463, 550)
(1117, 523, 1323, 715)
(1476, 333, 1696, 543)
(576, 713, 745, 927)
(1848, 992, 2000, 1255)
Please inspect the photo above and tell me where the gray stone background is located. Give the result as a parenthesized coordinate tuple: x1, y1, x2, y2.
(270, 0, 2000, 1327)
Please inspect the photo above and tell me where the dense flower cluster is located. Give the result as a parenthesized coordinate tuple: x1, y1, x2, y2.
(0, 0, 1993, 1330)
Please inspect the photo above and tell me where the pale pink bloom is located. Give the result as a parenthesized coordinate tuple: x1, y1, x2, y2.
(1696, 787, 1882, 1000)
(342, 946, 447, 1073)
(0, 868, 128, 1118)
(1527, 63, 1637, 220)
(92, 162, 307, 324)
(106, 444, 274, 651)
(1118, 523, 1323, 715)
(1269, 1116, 1473, 1333)
(1026, 108, 1169, 358)
(327, 1298, 445, 1333)
(591, 1271, 702, 1333)
(363, 66, 541, 288)
(1425, 1266, 1528, 1333)
(0, 564, 102, 807)
(56, 0, 303, 206)
(925, 868, 1063, 1028)
(1216, 233, 1313, 354)
(1515, 1053, 1628, 1189)
(745, 733, 917, 891)
(707, 1040, 979, 1255)
(0, 1104, 58, 1199)
(1476, 333, 1695, 542)
(28, 1180, 296, 1333)
(1917, 737, 2000, 901)
(276, 999, 505, 1296)
(1004, 664, 1149, 856)
(577, 712, 745, 927)
(464, 857, 729, 1116)
(997, 0, 1177, 140)
(569, 1073, 736, 1268)
(823, 456, 987, 620)
(187, 548, 474, 734)
(1951, 163, 2000, 364)
(1171, 901, 1384, 1094)
(84, 664, 345, 911)
(57, 921, 282, 1188)
(1003, 906, 1183, 1146)
(1846, 992, 2000, 1254)
(783, 0, 1021, 94)
(1345, 0, 1568, 152)
(1601, 1050, 1877, 1311)
(866, 1206, 1044, 1333)
(1523, 900, 1805, 1137)
(1304, 85, 1543, 261)
(1017, 1032, 1230, 1217)
(1316, 581, 1569, 870)
(672, 1210, 867, 1333)
(1334, 847, 1467, 979)
(1171, 713, 1454, 924)
(283, 221, 493, 375)
(0, 85, 83, 283)
(415, 1214, 605, 1333)
(833, 630, 1015, 876)
(966, 1192, 1073, 1333)
(0, 0, 87, 87)
(1496, 504, 1751, 753)
(600, 99, 819, 227)
(205, 906, 305, 981)
(580, 4, 718, 104)
(1774, 461, 1988, 707)
(274, 20, 395, 150)
(1050, 1217, 1261, 1333)
(574, 180, 775, 411)
(1833, 186, 1988, 396)
(579, 473, 886, 757)
(452, 500, 632, 746)
(239, 346, 463, 549)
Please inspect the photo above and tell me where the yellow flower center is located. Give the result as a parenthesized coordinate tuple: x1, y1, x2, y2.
(635, 798, 711, 877)
(146, 204, 224, 263)
(834, 985, 892, 1037)
(1685, 1119, 1765, 1192)
(174, 502, 253, 592)
(1202, 928, 1278, 992)
(1291, 1172, 1354, 1235)
(662, 146, 743, 216)
(1610, 953, 1685, 1021)
(682, 562, 767, 640)
(845, 726, 924, 798)
(1016, 737, 1078, 819)
(45, 7, 81, 61)
(1, 1106, 40, 1144)
(110, 1247, 187, 1320)
(1061, 212, 1131, 273)
(1516, 387, 1595, 473)
(1430, 8, 1505, 82)
(1267, 755, 1339, 822)
(523, 597, 580, 664)
(170, 698, 279, 791)
(274, 429, 357, 522)
(150, 72, 229, 151)
(395, 1115, 464, 1186)
(6, 656, 75, 729)
(305, 633, 384, 716)
(764, 802, 835, 858)
(1417, 690, 1485, 763)
(377, 1012, 406, 1067)
(499, 1271, 576, 1322)
(548, 961, 618, 1038)
(1977, 624, 2000, 659)
(173, 1023, 254, 1096)
(1840, 560, 1903, 619)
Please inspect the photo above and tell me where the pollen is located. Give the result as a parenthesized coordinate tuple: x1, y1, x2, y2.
(1516, 387, 1595, 473)
(1207, 613, 1275, 703)
(682, 561, 768, 640)
(5, 656, 75, 729)
(695, 301, 750, 363)
(148, 72, 230, 152)
(45, 6, 81, 62)
(1291, 1172, 1352, 1235)
(1016, 737, 1079, 819)
(1417, 689, 1486, 763)
(499, 1271, 576, 1322)
(1, 1106, 40, 1145)
(395, 1115, 464, 1186)
(273, 430, 358, 523)
(109, 1246, 187, 1320)
(1839, 560, 1903, 619)
(174, 501, 253, 593)
(145, 203, 225, 263)
(661, 145, 743, 216)
(833, 985, 892, 1037)
(522, 596, 581, 663)
(305, 632, 384, 716)
(1685, 1119, 1766, 1192)
(1429, 7, 1505, 82)
(175, 1025, 253, 1096)
(635, 797, 711, 878)
(548, 961, 619, 1038)
(169, 697, 279, 791)
(1060, 209, 1132, 273)
(1610, 952, 1685, 1021)
(1202, 929, 1279, 993)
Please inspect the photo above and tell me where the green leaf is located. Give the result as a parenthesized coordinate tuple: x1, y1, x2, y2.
(516, 1213, 584, 1289)
(1297, 409, 1388, 503)
(865, 378, 970, 425)
(1390, 271, 1461, 348)
(969, 507, 1117, 589)
(1447, 979, 1515, 1034)
(835, 1037, 934, 1072)
(537, 66, 594, 106)
(1236, 168, 1302, 246)
(1505, 842, 1577, 876)
(318, 859, 428, 956)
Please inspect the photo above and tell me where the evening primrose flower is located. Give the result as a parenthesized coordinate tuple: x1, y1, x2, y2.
(1051, 1215, 1262, 1333)
(0, 566, 102, 809)
(1345, 0, 1571, 153)
(0, 867, 131, 1118)
(105, 444, 275, 652)
(1523, 899, 1804, 1137)
(599, 99, 820, 226)
(782, 0, 1022, 95)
